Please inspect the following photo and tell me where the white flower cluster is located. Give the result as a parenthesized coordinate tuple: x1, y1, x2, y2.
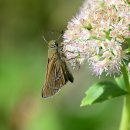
(63, 0, 130, 76)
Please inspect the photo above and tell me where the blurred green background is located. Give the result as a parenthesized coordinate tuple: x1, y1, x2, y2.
(0, 0, 123, 130)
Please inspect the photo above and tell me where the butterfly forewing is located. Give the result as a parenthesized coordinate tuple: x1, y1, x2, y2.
(42, 40, 74, 98)
(42, 52, 73, 98)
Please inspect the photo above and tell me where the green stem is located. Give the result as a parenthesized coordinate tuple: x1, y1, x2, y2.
(119, 95, 130, 130)
(119, 65, 130, 130)
(121, 64, 130, 91)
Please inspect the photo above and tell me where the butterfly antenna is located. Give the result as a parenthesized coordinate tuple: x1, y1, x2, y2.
(56, 30, 64, 42)
(42, 35, 48, 44)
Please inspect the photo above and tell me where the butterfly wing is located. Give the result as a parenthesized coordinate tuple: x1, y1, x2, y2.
(42, 52, 73, 98)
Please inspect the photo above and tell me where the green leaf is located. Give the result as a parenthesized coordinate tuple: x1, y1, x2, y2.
(124, 48, 130, 54)
(80, 81, 128, 107)
(115, 75, 126, 91)
(125, 38, 130, 46)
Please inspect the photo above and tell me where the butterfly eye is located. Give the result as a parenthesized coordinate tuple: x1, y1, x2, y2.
(55, 41, 59, 46)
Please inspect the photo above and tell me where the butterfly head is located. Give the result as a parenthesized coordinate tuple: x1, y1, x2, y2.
(48, 40, 58, 48)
